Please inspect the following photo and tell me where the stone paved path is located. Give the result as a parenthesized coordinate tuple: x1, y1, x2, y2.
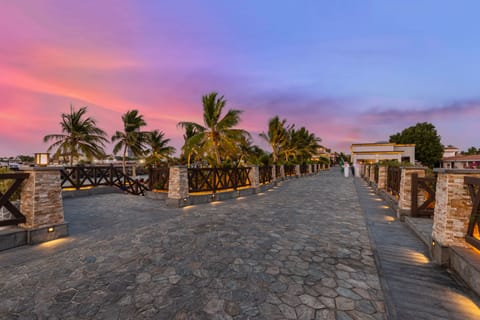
(0, 170, 385, 319)
(0, 171, 385, 319)
(355, 178, 480, 320)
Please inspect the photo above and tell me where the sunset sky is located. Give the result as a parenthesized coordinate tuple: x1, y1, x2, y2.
(1, 1, 479, 157)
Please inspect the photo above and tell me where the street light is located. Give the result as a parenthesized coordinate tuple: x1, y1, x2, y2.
(35, 153, 50, 167)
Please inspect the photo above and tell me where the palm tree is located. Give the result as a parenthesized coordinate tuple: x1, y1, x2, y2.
(111, 109, 148, 174)
(180, 122, 201, 166)
(44, 106, 108, 166)
(145, 130, 176, 167)
(178, 92, 249, 166)
(259, 116, 289, 164)
(288, 127, 322, 163)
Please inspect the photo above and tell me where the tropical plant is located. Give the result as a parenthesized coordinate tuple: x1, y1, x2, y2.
(178, 92, 250, 166)
(287, 126, 322, 163)
(43, 106, 108, 165)
(111, 109, 149, 174)
(145, 130, 176, 167)
(259, 116, 289, 164)
(180, 122, 201, 166)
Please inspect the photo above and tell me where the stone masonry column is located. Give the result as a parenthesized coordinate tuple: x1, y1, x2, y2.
(377, 166, 388, 190)
(431, 169, 480, 264)
(19, 167, 68, 244)
(295, 165, 301, 177)
(369, 165, 376, 183)
(308, 164, 313, 175)
(271, 165, 277, 182)
(397, 167, 426, 219)
(280, 165, 285, 179)
(248, 165, 260, 190)
(167, 166, 189, 207)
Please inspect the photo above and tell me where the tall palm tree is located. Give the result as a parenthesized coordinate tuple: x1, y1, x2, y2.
(288, 126, 322, 163)
(44, 106, 108, 166)
(178, 92, 249, 166)
(111, 109, 148, 174)
(259, 116, 289, 164)
(180, 122, 200, 166)
(145, 130, 176, 167)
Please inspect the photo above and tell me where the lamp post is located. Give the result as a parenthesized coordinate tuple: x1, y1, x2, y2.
(34, 153, 50, 167)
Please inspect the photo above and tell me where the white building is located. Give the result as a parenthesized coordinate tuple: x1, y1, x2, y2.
(351, 143, 415, 165)
(442, 145, 460, 158)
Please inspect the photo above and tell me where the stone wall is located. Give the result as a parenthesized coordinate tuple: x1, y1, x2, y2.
(369, 165, 375, 183)
(167, 166, 189, 200)
(397, 167, 426, 217)
(432, 170, 480, 247)
(20, 168, 64, 229)
(378, 166, 387, 190)
(248, 166, 260, 188)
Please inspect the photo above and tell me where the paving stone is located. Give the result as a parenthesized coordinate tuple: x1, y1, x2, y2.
(299, 294, 325, 309)
(0, 171, 391, 319)
(335, 297, 355, 311)
(296, 304, 316, 320)
(278, 303, 297, 319)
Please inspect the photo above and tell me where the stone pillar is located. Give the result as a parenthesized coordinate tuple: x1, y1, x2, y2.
(280, 165, 285, 179)
(295, 165, 301, 177)
(432, 170, 480, 262)
(369, 165, 376, 183)
(248, 165, 260, 189)
(271, 165, 277, 182)
(308, 164, 313, 174)
(167, 166, 189, 207)
(377, 166, 387, 190)
(19, 168, 68, 244)
(397, 167, 426, 219)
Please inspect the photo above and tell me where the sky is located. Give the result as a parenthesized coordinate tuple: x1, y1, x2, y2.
(1, 0, 480, 157)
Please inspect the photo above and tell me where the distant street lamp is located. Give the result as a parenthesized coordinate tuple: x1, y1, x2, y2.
(35, 153, 50, 167)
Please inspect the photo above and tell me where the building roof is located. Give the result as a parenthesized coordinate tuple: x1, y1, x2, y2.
(442, 154, 480, 161)
(351, 142, 415, 147)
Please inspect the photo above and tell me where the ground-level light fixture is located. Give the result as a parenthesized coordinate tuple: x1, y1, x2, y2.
(35, 153, 50, 167)
(47, 227, 55, 233)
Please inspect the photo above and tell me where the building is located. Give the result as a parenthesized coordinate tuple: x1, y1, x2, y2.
(443, 145, 460, 158)
(441, 154, 480, 169)
(311, 146, 331, 163)
(350, 143, 415, 165)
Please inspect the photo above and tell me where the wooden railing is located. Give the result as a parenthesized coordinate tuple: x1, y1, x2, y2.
(148, 167, 169, 191)
(284, 165, 296, 177)
(60, 165, 148, 196)
(465, 176, 480, 250)
(259, 166, 273, 184)
(411, 173, 436, 217)
(387, 167, 401, 197)
(0, 173, 29, 226)
(188, 167, 251, 193)
(300, 164, 308, 175)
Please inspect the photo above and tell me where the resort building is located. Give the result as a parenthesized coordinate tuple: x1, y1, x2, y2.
(350, 142, 415, 165)
(441, 154, 480, 169)
(442, 145, 460, 158)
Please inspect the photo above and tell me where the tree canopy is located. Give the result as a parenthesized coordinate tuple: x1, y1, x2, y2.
(44, 106, 108, 165)
(462, 146, 480, 155)
(389, 122, 443, 168)
(178, 92, 250, 166)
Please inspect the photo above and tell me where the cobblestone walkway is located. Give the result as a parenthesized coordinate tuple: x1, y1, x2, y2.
(0, 170, 386, 319)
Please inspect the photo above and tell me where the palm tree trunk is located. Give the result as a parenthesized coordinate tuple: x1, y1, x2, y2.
(122, 145, 127, 175)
